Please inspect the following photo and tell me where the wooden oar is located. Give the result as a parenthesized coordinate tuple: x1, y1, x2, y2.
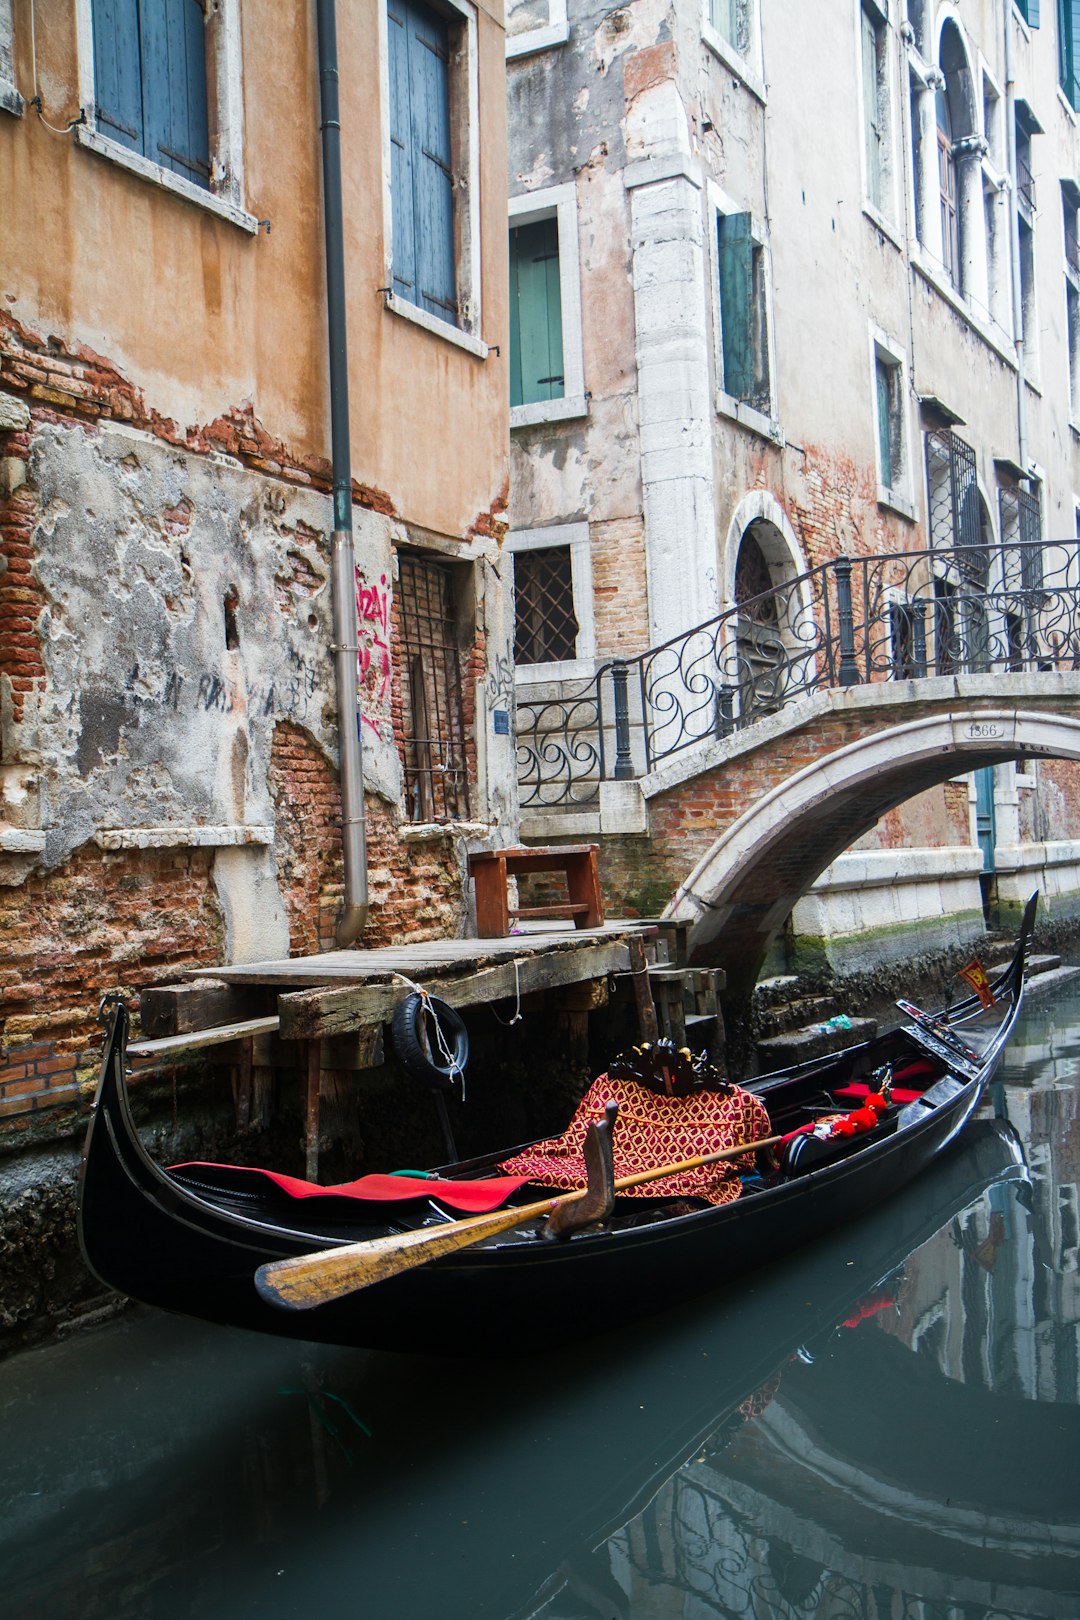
(255, 1132, 784, 1312)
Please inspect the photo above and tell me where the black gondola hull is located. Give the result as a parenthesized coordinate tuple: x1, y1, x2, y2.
(77, 896, 1037, 1352)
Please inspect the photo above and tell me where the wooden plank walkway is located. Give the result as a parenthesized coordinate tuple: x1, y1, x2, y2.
(138, 923, 667, 1178)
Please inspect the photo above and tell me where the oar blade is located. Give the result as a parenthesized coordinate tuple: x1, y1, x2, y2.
(254, 1200, 550, 1311)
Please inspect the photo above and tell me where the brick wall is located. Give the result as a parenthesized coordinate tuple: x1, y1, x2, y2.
(0, 845, 224, 1121)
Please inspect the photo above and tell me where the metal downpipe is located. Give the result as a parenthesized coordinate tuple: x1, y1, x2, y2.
(317, 0, 368, 944)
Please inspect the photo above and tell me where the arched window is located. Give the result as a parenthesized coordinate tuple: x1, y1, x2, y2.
(936, 83, 960, 284)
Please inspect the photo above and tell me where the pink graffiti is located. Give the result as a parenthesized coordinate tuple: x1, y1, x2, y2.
(355, 571, 392, 711)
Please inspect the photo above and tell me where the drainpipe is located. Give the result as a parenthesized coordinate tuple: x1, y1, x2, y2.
(1004, 6, 1029, 474)
(316, 0, 368, 945)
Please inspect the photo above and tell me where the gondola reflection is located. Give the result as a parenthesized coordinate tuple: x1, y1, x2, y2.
(1, 1036, 1078, 1620)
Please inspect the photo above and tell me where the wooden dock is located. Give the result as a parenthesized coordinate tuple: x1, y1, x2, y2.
(130, 921, 722, 1178)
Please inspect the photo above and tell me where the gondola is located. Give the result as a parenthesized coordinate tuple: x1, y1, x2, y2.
(76, 894, 1038, 1353)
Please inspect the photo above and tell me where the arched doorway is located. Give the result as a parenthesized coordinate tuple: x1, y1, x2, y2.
(734, 522, 788, 718)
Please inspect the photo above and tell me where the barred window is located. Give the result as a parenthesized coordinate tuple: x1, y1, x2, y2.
(514, 546, 579, 665)
(397, 553, 469, 824)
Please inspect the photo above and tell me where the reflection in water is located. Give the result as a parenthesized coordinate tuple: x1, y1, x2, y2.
(2, 983, 1079, 1620)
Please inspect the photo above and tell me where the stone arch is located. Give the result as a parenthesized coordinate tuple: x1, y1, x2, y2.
(720, 490, 807, 605)
(719, 493, 815, 721)
(664, 704, 1080, 988)
(936, 15, 977, 141)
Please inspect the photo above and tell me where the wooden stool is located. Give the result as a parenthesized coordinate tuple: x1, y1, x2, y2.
(469, 845, 604, 938)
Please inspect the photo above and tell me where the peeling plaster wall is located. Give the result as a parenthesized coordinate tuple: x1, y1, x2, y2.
(21, 421, 398, 835)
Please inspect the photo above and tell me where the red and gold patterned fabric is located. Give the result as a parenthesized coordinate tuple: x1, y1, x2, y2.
(500, 1073, 771, 1207)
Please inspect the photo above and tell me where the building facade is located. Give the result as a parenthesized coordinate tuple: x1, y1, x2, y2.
(506, 0, 1080, 968)
(0, 0, 515, 1115)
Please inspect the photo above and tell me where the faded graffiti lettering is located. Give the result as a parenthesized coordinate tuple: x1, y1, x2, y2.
(486, 641, 515, 710)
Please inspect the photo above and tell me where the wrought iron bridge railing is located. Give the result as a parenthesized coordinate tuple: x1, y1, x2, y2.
(515, 540, 1080, 809)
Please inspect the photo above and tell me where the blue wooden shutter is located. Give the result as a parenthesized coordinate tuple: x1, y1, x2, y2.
(1019, 0, 1040, 25)
(510, 218, 564, 407)
(388, 1, 418, 301)
(1061, 0, 1080, 107)
(718, 212, 754, 401)
(388, 0, 457, 324)
(92, 0, 146, 153)
(93, 0, 209, 188)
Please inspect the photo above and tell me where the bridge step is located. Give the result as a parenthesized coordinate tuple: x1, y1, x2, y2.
(755, 1016, 878, 1071)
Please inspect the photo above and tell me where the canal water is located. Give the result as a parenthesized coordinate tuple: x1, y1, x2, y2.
(2, 981, 1079, 1620)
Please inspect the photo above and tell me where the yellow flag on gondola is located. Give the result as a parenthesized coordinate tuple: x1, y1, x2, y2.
(958, 958, 995, 1009)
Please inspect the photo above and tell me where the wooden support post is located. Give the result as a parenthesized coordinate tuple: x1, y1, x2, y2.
(305, 1040, 322, 1182)
(627, 934, 659, 1043)
(236, 1037, 253, 1133)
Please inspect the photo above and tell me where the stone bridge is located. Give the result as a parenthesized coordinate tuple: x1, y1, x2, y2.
(596, 672, 1080, 995)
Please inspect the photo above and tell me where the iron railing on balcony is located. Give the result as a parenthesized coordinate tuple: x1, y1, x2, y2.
(515, 539, 1080, 808)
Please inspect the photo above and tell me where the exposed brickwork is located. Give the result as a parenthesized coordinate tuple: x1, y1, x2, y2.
(0, 426, 46, 730)
(0, 846, 224, 1116)
(0, 315, 396, 514)
(267, 721, 464, 955)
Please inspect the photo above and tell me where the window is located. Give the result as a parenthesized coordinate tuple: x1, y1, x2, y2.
(937, 85, 960, 284)
(76, 0, 251, 228)
(926, 428, 983, 561)
(703, 0, 763, 96)
(709, 0, 751, 55)
(509, 185, 586, 426)
(396, 552, 469, 823)
(861, 2, 892, 217)
(1018, 215, 1037, 357)
(1016, 0, 1041, 26)
(1064, 184, 1080, 417)
(510, 219, 563, 407)
(873, 344, 907, 498)
(1060, 0, 1080, 110)
(507, 523, 595, 678)
(388, 0, 457, 325)
(505, 0, 568, 58)
(0, 0, 20, 115)
(90, 0, 209, 188)
(514, 547, 578, 664)
(384, 0, 483, 350)
(716, 210, 773, 417)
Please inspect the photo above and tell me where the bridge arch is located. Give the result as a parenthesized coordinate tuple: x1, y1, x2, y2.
(664, 703, 1080, 991)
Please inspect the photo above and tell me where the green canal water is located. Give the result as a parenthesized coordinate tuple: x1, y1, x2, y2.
(2, 979, 1079, 1620)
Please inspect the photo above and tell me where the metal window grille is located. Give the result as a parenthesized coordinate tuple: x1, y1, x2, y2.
(397, 553, 469, 823)
(514, 546, 579, 664)
(925, 429, 986, 579)
(999, 484, 1044, 593)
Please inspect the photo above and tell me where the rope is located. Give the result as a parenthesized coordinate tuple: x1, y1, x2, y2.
(491, 957, 523, 1027)
(392, 972, 467, 1099)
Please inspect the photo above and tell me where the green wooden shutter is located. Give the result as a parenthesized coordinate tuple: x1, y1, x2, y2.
(876, 358, 893, 489)
(719, 212, 754, 402)
(710, 0, 739, 48)
(510, 217, 564, 407)
(1018, 0, 1040, 25)
(1060, 0, 1080, 108)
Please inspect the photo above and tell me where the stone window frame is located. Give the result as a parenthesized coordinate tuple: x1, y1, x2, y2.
(379, 0, 487, 360)
(857, 0, 900, 234)
(0, 0, 20, 116)
(706, 180, 780, 442)
(869, 324, 915, 518)
(509, 183, 587, 429)
(73, 0, 257, 234)
(701, 0, 766, 104)
(507, 522, 595, 684)
(506, 0, 569, 60)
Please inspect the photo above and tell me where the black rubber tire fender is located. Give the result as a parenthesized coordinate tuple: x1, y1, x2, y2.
(390, 992, 469, 1091)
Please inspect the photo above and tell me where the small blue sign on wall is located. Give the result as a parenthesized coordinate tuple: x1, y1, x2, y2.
(493, 710, 510, 735)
